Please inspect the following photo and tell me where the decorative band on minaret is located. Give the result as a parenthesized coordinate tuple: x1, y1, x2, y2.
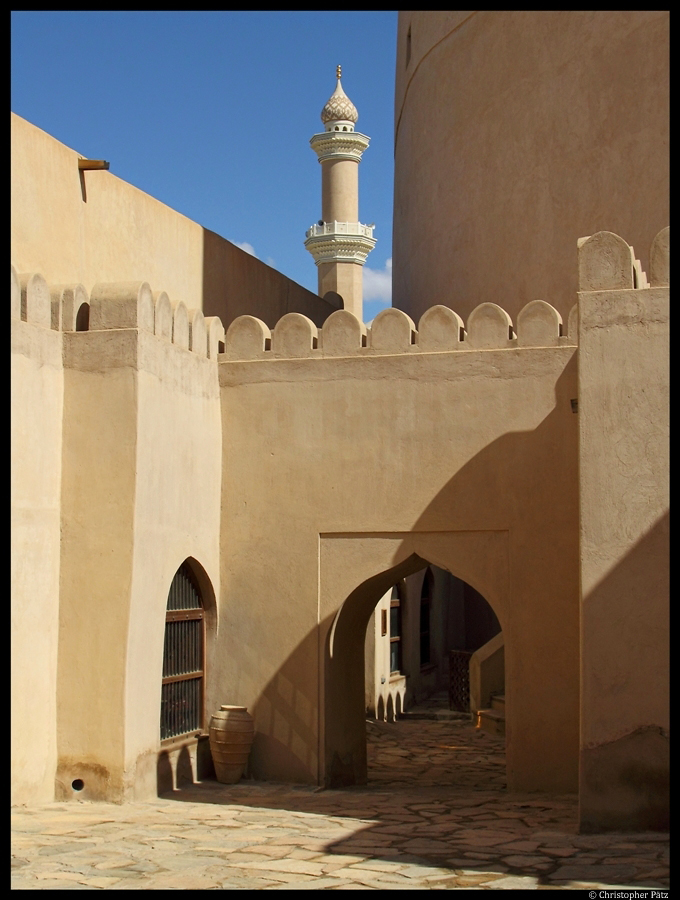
(304, 66, 376, 321)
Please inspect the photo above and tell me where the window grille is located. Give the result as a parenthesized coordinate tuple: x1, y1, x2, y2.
(449, 649, 473, 711)
(160, 562, 205, 741)
(420, 569, 432, 666)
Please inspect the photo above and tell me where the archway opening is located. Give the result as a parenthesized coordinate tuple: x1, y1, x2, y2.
(365, 564, 502, 720)
(325, 553, 505, 789)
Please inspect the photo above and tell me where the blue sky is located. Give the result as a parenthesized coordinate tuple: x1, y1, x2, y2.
(11, 11, 397, 322)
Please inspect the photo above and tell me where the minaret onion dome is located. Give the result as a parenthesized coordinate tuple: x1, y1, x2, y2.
(304, 66, 376, 321)
(321, 65, 359, 130)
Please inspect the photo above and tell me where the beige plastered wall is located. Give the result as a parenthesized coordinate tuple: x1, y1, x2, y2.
(11, 113, 337, 329)
(11, 284, 63, 805)
(218, 342, 580, 792)
(392, 11, 669, 324)
(578, 282, 669, 831)
(56, 313, 221, 802)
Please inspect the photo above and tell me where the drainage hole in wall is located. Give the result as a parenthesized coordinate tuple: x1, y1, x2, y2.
(71, 779, 84, 791)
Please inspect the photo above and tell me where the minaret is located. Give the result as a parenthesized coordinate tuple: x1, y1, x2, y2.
(304, 66, 376, 321)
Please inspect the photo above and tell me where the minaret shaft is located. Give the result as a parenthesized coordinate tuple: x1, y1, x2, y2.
(317, 263, 363, 315)
(322, 160, 358, 223)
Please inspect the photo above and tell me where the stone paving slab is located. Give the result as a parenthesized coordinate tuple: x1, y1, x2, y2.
(11, 709, 669, 890)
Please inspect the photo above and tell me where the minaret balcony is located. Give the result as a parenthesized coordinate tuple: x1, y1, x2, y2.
(309, 130, 370, 163)
(304, 221, 376, 266)
(306, 221, 375, 240)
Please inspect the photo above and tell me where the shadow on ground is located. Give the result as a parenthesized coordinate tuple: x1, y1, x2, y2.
(157, 715, 668, 888)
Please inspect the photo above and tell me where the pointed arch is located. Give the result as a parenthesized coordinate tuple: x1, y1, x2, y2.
(321, 535, 508, 788)
(160, 557, 217, 743)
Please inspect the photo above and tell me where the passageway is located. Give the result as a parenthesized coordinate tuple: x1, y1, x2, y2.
(363, 564, 505, 793)
(366, 693, 506, 790)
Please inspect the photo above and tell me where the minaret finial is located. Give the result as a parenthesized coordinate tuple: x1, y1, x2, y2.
(336, 64, 342, 80)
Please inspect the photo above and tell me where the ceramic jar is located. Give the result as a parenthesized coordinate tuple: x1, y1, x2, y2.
(209, 705, 255, 783)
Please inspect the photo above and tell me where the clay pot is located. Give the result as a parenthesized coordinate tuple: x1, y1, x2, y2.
(209, 705, 255, 783)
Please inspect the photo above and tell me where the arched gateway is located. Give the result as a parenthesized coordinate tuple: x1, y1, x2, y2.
(321, 539, 507, 788)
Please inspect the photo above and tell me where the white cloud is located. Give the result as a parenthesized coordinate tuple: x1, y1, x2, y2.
(363, 257, 392, 306)
(231, 240, 257, 258)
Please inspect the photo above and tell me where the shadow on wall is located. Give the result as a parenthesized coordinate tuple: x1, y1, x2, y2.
(579, 510, 669, 832)
(241, 357, 580, 792)
(248, 624, 323, 784)
(201, 229, 339, 331)
(157, 750, 173, 795)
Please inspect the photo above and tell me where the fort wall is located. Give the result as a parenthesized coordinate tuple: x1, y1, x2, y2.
(10, 226, 668, 821)
(219, 301, 581, 791)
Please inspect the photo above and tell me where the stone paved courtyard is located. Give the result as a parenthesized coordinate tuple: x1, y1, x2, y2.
(11, 698, 669, 890)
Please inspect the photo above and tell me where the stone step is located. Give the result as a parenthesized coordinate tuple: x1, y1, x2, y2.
(476, 707, 505, 736)
(491, 693, 505, 712)
(399, 709, 471, 722)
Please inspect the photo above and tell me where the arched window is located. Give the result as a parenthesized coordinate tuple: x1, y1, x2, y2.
(160, 562, 205, 741)
(420, 568, 432, 667)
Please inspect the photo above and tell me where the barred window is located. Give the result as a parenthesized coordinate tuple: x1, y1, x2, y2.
(390, 584, 402, 674)
(160, 562, 205, 741)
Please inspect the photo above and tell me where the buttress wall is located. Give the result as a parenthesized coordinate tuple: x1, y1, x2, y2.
(577, 229, 669, 831)
(57, 281, 223, 802)
(11, 270, 63, 805)
(11, 267, 224, 804)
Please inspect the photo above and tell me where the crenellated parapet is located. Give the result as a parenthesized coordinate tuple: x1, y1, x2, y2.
(223, 298, 576, 362)
(222, 228, 668, 363)
(11, 266, 225, 359)
(577, 228, 669, 292)
(15, 270, 52, 330)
